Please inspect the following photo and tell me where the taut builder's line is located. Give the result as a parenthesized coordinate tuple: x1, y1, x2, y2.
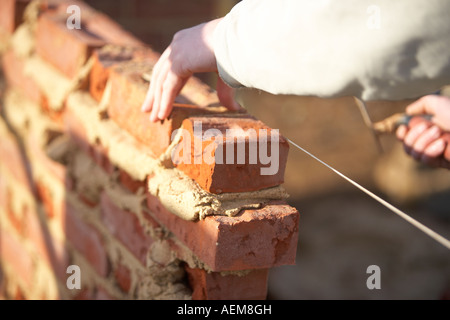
(287, 138, 450, 250)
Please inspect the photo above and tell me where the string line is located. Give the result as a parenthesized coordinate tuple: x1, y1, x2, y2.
(287, 138, 450, 250)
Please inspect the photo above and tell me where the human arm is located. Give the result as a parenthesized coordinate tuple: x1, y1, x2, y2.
(140, 18, 240, 122)
(142, 0, 450, 121)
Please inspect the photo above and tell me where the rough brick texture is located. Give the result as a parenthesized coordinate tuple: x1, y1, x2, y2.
(36, 12, 105, 78)
(0, 0, 30, 35)
(65, 203, 109, 277)
(2, 50, 42, 103)
(185, 266, 269, 300)
(100, 192, 153, 265)
(0, 0, 299, 300)
(89, 46, 155, 102)
(174, 115, 290, 193)
(0, 231, 34, 287)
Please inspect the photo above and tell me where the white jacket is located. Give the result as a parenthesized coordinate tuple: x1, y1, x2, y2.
(213, 0, 450, 101)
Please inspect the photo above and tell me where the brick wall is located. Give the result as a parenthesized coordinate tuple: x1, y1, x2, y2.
(0, 0, 299, 300)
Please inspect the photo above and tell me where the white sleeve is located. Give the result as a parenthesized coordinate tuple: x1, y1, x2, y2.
(213, 0, 450, 101)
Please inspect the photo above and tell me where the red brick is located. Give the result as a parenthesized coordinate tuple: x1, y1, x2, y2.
(88, 141, 113, 175)
(119, 169, 146, 194)
(0, 130, 33, 192)
(36, 181, 53, 217)
(4, 188, 26, 235)
(35, 180, 69, 224)
(107, 62, 212, 157)
(41, 97, 65, 126)
(27, 131, 66, 183)
(62, 104, 89, 151)
(0, 0, 16, 34)
(185, 266, 268, 300)
(43, 0, 146, 45)
(100, 191, 154, 265)
(25, 208, 70, 281)
(73, 288, 95, 300)
(2, 49, 64, 124)
(174, 115, 289, 193)
(77, 193, 99, 208)
(146, 191, 299, 272)
(2, 50, 42, 103)
(114, 263, 132, 293)
(36, 12, 105, 78)
(0, 174, 7, 210)
(14, 286, 26, 300)
(37, 0, 145, 78)
(65, 202, 109, 276)
(0, 0, 30, 34)
(0, 230, 34, 287)
(89, 45, 158, 102)
(89, 48, 115, 102)
(95, 286, 116, 300)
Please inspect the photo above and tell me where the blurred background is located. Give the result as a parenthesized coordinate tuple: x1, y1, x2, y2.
(85, 0, 450, 299)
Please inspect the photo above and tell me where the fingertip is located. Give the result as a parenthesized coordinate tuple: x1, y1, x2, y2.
(158, 96, 174, 120)
(142, 88, 154, 113)
(424, 138, 446, 158)
(150, 101, 160, 122)
(158, 108, 169, 121)
(141, 103, 151, 112)
(150, 114, 159, 123)
(149, 106, 159, 122)
(159, 102, 175, 121)
(396, 125, 407, 140)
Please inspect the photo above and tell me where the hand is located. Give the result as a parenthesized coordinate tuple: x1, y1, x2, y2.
(396, 95, 450, 169)
(141, 18, 241, 122)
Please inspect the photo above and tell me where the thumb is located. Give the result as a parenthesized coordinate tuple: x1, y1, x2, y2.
(406, 95, 450, 132)
(406, 95, 439, 116)
(216, 76, 242, 111)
